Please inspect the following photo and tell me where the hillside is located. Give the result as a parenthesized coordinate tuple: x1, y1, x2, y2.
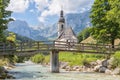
(66, 10, 91, 34)
(4, 30, 33, 42)
(7, 20, 47, 41)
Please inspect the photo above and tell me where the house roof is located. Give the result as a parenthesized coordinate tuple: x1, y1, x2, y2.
(81, 36, 120, 45)
(81, 36, 96, 44)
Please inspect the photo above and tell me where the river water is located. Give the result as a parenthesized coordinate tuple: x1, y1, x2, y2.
(8, 61, 120, 80)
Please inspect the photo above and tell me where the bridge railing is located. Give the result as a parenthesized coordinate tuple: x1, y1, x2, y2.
(15, 41, 54, 52)
(0, 41, 119, 55)
(0, 42, 16, 55)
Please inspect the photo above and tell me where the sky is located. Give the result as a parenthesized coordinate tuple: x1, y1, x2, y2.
(6, 0, 94, 28)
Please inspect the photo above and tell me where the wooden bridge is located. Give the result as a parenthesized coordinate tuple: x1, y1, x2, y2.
(0, 41, 118, 55)
(0, 41, 120, 72)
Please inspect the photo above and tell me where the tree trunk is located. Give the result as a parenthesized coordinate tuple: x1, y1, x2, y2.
(111, 38, 114, 48)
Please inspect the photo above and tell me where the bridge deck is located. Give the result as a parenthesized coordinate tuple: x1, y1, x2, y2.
(0, 41, 119, 56)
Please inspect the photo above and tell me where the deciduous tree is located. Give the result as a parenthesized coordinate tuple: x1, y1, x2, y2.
(0, 0, 12, 42)
(90, 0, 120, 48)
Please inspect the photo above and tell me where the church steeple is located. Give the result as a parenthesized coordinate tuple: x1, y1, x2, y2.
(60, 10, 63, 17)
(58, 9, 65, 37)
(58, 10, 65, 23)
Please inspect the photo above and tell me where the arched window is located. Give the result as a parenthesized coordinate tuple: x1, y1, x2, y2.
(61, 24, 64, 30)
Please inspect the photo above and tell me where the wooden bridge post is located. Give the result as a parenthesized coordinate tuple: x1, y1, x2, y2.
(50, 50, 59, 73)
(20, 42, 23, 51)
(37, 42, 40, 50)
(3, 43, 5, 53)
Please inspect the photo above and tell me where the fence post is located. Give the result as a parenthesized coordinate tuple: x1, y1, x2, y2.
(82, 43, 84, 51)
(96, 44, 98, 53)
(20, 42, 23, 51)
(109, 45, 112, 53)
(3, 43, 6, 53)
(37, 42, 39, 50)
(53, 41, 55, 49)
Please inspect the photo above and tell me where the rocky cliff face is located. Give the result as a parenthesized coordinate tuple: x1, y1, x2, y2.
(8, 20, 47, 41)
(66, 10, 91, 34)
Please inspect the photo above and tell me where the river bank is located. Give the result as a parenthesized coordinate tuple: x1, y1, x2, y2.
(0, 56, 16, 79)
(8, 61, 120, 80)
(0, 64, 15, 79)
(60, 58, 120, 75)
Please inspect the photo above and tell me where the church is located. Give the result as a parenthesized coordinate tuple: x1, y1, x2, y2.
(55, 10, 78, 43)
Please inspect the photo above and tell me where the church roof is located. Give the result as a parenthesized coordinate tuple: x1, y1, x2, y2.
(57, 27, 77, 40)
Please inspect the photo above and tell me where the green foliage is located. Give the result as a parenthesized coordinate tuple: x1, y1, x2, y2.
(59, 52, 104, 66)
(0, 0, 13, 42)
(106, 0, 120, 24)
(12, 56, 29, 63)
(0, 55, 17, 66)
(13, 55, 19, 63)
(112, 51, 120, 68)
(0, 59, 7, 66)
(6, 32, 16, 43)
(77, 27, 92, 43)
(30, 53, 45, 63)
(42, 52, 104, 66)
(90, 0, 120, 47)
(44, 55, 50, 63)
(16, 34, 33, 42)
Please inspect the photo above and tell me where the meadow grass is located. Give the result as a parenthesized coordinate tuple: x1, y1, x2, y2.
(59, 52, 104, 66)
(41, 52, 105, 66)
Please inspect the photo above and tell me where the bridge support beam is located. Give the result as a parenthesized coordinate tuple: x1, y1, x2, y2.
(50, 50, 59, 73)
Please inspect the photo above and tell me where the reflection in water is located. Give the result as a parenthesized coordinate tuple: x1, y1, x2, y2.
(8, 61, 120, 80)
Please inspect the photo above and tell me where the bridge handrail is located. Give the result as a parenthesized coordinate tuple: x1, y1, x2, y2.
(0, 41, 119, 54)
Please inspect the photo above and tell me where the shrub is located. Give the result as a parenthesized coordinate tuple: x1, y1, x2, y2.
(0, 60, 6, 66)
(30, 53, 45, 63)
(44, 55, 50, 63)
(13, 55, 19, 63)
(112, 51, 120, 68)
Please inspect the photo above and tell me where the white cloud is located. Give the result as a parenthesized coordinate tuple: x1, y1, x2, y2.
(34, 0, 49, 11)
(38, 16, 45, 22)
(38, 0, 94, 23)
(29, 9, 34, 13)
(6, 0, 29, 13)
(6, 0, 94, 23)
